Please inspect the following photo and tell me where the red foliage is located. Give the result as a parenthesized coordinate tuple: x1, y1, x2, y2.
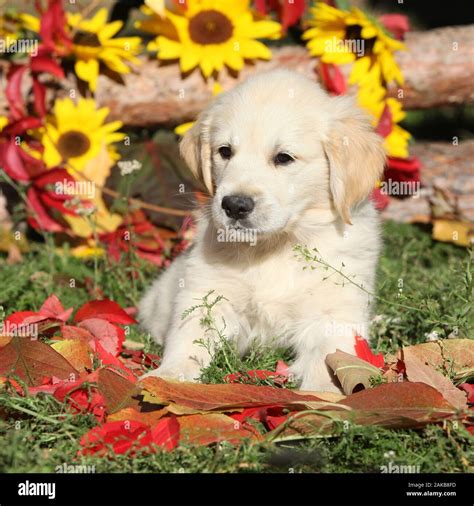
(354, 334, 385, 368)
(99, 211, 168, 266)
(379, 14, 410, 40)
(385, 156, 421, 186)
(80, 418, 180, 456)
(319, 62, 347, 96)
(255, 0, 305, 32)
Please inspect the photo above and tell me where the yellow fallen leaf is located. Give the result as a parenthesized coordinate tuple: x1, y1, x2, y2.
(51, 339, 92, 372)
(432, 219, 472, 247)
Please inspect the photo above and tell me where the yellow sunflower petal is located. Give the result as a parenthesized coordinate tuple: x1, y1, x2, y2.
(237, 39, 272, 60)
(175, 121, 195, 136)
(180, 46, 203, 73)
(154, 36, 182, 59)
(75, 59, 100, 91)
(98, 20, 123, 40)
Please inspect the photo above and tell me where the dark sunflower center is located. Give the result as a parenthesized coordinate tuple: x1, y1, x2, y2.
(57, 131, 91, 159)
(188, 10, 233, 45)
(345, 25, 376, 56)
(73, 30, 101, 47)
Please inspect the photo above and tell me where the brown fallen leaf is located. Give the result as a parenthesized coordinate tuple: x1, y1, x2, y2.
(0, 336, 78, 386)
(326, 349, 382, 395)
(140, 377, 324, 414)
(400, 339, 474, 382)
(403, 347, 467, 409)
(268, 382, 462, 441)
(51, 339, 92, 373)
(97, 368, 141, 413)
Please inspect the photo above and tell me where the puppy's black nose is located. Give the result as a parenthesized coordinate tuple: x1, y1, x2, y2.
(221, 195, 255, 220)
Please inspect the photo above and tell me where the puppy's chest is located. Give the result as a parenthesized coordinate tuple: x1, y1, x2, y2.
(242, 253, 333, 318)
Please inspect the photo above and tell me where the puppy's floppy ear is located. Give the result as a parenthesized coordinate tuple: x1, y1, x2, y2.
(323, 97, 386, 224)
(179, 111, 213, 195)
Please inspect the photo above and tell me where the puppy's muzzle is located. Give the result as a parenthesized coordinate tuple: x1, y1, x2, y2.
(221, 194, 255, 220)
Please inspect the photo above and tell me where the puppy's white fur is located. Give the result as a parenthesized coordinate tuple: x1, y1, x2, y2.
(139, 69, 385, 391)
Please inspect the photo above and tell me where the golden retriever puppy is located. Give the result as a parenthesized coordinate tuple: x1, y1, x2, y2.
(139, 69, 385, 391)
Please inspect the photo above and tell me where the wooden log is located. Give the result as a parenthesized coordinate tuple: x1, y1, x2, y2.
(95, 25, 474, 127)
(381, 140, 474, 223)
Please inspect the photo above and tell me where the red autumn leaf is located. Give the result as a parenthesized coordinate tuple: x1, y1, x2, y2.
(4, 313, 66, 341)
(459, 384, 474, 404)
(385, 156, 421, 185)
(255, 0, 305, 32)
(224, 369, 287, 385)
(93, 342, 137, 382)
(370, 187, 390, 211)
(0, 335, 78, 386)
(28, 375, 64, 396)
(54, 373, 106, 421)
(150, 417, 181, 451)
(99, 211, 168, 267)
(319, 62, 347, 96)
(38, 0, 72, 55)
(141, 377, 323, 413)
(32, 77, 47, 117)
(2, 116, 43, 137)
(74, 300, 137, 325)
(0, 376, 24, 396)
(123, 349, 161, 369)
(6, 65, 27, 119)
(31, 168, 84, 218)
(61, 325, 96, 342)
(229, 404, 290, 431)
(3, 311, 44, 328)
(275, 360, 290, 378)
(379, 14, 410, 40)
(354, 335, 385, 368)
(39, 294, 73, 321)
(27, 187, 67, 232)
(80, 418, 179, 456)
(30, 55, 64, 78)
(376, 103, 393, 138)
(78, 318, 125, 356)
(0, 139, 31, 181)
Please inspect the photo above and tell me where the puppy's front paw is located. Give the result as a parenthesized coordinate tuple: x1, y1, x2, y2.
(140, 363, 201, 383)
(299, 378, 342, 394)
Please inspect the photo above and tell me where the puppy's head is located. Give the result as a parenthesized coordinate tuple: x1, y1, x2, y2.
(180, 69, 385, 234)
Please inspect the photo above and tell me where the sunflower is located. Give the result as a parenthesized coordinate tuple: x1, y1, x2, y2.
(0, 116, 8, 132)
(357, 82, 411, 159)
(68, 9, 141, 91)
(40, 97, 125, 172)
(303, 3, 405, 86)
(142, 0, 282, 78)
(20, 9, 141, 92)
(0, 13, 20, 48)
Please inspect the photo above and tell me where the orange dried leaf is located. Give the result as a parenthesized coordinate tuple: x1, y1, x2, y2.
(51, 339, 92, 373)
(141, 377, 323, 413)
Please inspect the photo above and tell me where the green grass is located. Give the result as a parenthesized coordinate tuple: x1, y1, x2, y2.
(0, 221, 473, 473)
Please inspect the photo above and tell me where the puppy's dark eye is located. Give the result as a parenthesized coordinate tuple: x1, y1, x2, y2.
(274, 152, 295, 165)
(218, 145, 232, 160)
